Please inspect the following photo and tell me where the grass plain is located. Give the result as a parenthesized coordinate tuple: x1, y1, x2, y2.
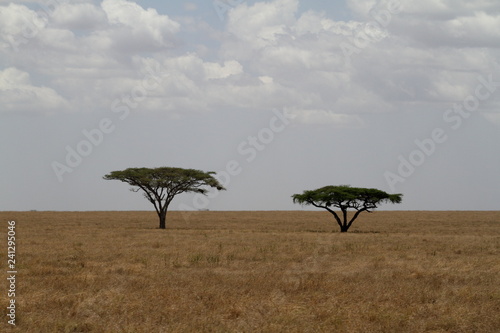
(0, 210, 499, 332)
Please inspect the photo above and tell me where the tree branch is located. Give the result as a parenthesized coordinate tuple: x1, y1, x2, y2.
(309, 201, 343, 230)
(347, 207, 368, 230)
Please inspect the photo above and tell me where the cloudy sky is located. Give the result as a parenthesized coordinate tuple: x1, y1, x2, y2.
(1, 0, 499, 212)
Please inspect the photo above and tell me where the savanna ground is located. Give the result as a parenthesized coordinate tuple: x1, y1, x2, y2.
(0, 210, 499, 333)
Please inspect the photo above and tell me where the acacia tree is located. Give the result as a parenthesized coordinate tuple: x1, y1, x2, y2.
(292, 185, 402, 232)
(104, 167, 225, 229)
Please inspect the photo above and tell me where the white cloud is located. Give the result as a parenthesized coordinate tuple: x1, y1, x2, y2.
(218, 0, 500, 127)
(101, 0, 180, 51)
(52, 3, 107, 30)
(0, 1, 185, 114)
(0, 1, 181, 55)
(388, 1, 500, 48)
(204, 60, 243, 80)
(400, 0, 500, 17)
(38, 28, 78, 51)
(259, 76, 273, 84)
(0, 3, 47, 51)
(218, 0, 391, 124)
(444, 11, 500, 46)
(227, 0, 298, 49)
(0, 67, 69, 114)
(1, 0, 500, 128)
(293, 10, 357, 36)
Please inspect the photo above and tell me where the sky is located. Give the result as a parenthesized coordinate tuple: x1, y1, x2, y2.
(0, 0, 499, 212)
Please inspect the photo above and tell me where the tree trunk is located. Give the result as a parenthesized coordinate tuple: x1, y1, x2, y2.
(159, 211, 167, 229)
(340, 208, 349, 232)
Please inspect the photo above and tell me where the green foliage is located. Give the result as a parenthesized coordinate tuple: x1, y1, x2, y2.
(292, 185, 402, 211)
(292, 185, 403, 232)
(104, 167, 225, 196)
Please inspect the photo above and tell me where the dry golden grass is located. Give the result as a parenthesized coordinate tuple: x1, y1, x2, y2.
(1, 210, 499, 332)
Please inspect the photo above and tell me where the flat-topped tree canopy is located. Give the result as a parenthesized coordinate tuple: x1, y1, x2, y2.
(104, 167, 225, 229)
(292, 185, 402, 232)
